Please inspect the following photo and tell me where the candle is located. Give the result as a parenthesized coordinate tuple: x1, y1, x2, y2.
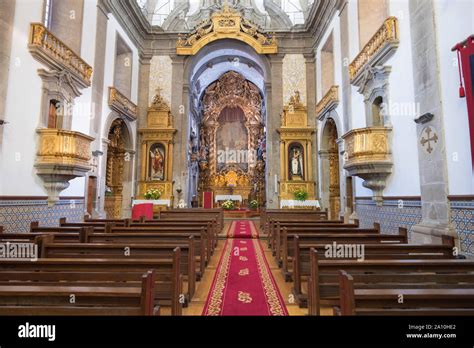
(274, 174, 278, 194)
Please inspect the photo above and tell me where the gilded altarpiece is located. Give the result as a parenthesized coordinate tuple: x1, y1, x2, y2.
(278, 92, 316, 205)
(137, 91, 176, 207)
(198, 71, 266, 206)
(105, 119, 126, 218)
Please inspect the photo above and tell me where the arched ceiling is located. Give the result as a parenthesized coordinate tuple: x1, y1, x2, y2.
(189, 40, 267, 92)
(187, 39, 269, 121)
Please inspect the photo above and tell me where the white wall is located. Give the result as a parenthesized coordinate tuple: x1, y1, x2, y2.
(0, 0, 46, 196)
(434, 0, 474, 195)
(348, 0, 421, 197)
(382, 0, 420, 196)
(97, 13, 140, 211)
(100, 14, 139, 141)
(62, 0, 99, 197)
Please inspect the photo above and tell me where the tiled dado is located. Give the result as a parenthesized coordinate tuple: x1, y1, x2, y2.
(450, 200, 474, 256)
(0, 199, 84, 233)
(355, 198, 474, 255)
(355, 199, 422, 238)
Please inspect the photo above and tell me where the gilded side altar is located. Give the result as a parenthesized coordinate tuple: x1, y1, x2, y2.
(278, 91, 317, 206)
(137, 90, 176, 209)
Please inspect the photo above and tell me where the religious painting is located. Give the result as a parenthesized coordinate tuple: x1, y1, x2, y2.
(288, 143, 304, 181)
(216, 106, 248, 172)
(149, 143, 166, 180)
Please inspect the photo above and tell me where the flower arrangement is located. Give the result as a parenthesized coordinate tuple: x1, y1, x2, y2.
(293, 189, 308, 201)
(221, 200, 235, 210)
(105, 186, 113, 196)
(249, 200, 259, 209)
(144, 187, 162, 200)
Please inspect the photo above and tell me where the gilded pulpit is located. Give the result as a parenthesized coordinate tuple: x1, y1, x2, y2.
(278, 91, 317, 207)
(137, 90, 176, 209)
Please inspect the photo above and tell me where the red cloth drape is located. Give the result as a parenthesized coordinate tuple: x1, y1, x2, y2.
(203, 192, 213, 209)
(132, 203, 154, 220)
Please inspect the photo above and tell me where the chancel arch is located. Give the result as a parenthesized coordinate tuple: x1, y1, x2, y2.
(184, 38, 271, 208)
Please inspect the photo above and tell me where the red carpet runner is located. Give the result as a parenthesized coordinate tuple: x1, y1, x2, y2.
(203, 221, 288, 316)
(226, 220, 259, 239)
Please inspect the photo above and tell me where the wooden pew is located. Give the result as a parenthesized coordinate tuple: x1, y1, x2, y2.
(40, 236, 196, 302)
(0, 252, 183, 315)
(0, 270, 159, 316)
(290, 228, 409, 307)
(267, 218, 357, 249)
(158, 208, 224, 232)
(83, 216, 132, 226)
(337, 271, 474, 316)
(276, 223, 381, 268)
(131, 221, 218, 250)
(307, 250, 474, 314)
(1, 231, 86, 243)
(284, 227, 410, 281)
(261, 209, 328, 228)
(83, 230, 206, 279)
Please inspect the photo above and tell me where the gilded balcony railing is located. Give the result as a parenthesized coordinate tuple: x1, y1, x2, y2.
(108, 87, 138, 121)
(29, 23, 93, 86)
(36, 128, 93, 169)
(316, 86, 339, 118)
(349, 17, 399, 81)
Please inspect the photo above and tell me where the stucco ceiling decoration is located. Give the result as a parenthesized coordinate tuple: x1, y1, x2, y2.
(176, 4, 277, 55)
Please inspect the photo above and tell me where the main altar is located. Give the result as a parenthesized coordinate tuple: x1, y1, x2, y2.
(197, 71, 266, 207)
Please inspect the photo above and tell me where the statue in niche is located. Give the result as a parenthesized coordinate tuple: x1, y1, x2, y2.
(289, 144, 304, 180)
(149, 143, 165, 181)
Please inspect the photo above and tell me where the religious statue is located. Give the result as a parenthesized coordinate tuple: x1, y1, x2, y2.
(290, 146, 304, 180)
(149, 144, 165, 180)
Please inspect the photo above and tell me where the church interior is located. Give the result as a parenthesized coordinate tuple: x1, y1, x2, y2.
(1, 0, 474, 340)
